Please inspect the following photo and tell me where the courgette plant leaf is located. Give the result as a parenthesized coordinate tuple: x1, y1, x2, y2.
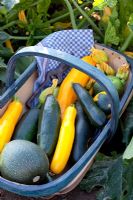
(0, 31, 12, 43)
(97, 157, 123, 200)
(118, 0, 133, 45)
(127, 13, 133, 32)
(93, 0, 117, 10)
(15, 56, 35, 78)
(122, 160, 133, 200)
(0, 44, 13, 58)
(121, 98, 133, 145)
(80, 153, 123, 199)
(123, 137, 133, 160)
(37, 0, 51, 16)
(104, 21, 120, 45)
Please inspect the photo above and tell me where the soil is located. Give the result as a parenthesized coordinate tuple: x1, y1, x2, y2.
(0, 187, 96, 200)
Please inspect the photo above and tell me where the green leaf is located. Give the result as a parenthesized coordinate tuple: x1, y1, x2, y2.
(80, 154, 120, 192)
(127, 13, 133, 32)
(15, 56, 35, 77)
(54, 22, 71, 30)
(110, 7, 120, 29)
(12, 0, 35, 11)
(121, 98, 133, 145)
(119, 0, 133, 45)
(80, 151, 133, 200)
(80, 160, 112, 192)
(0, 44, 13, 58)
(93, 0, 117, 10)
(0, 31, 11, 43)
(104, 21, 120, 45)
(37, 0, 51, 15)
(123, 137, 133, 160)
(0, 6, 8, 15)
(0, 67, 6, 83)
(0, 58, 7, 90)
(97, 157, 123, 200)
(122, 160, 133, 200)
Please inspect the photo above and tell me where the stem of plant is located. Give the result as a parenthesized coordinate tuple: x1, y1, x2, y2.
(120, 32, 133, 52)
(49, 1, 90, 24)
(0, 21, 19, 31)
(10, 35, 46, 40)
(77, 18, 86, 29)
(64, 0, 77, 29)
(0, 2, 90, 31)
(71, 0, 103, 37)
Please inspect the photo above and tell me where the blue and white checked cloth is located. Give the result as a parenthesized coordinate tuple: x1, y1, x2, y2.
(34, 29, 94, 91)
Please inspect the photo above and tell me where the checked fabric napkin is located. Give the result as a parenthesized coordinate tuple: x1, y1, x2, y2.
(34, 29, 94, 91)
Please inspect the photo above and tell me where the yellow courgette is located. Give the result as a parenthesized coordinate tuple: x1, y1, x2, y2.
(0, 98, 23, 152)
(50, 105, 77, 174)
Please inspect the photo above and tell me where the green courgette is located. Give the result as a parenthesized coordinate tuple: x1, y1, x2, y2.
(93, 91, 111, 114)
(12, 108, 39, 142)
(93, 76, 124, 96)
(72, 83, 106, 127)
(72, 102, 91, 163)
(37, 95, 61, 157)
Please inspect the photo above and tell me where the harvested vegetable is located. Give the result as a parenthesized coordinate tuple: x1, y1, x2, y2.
(57, 55, 96, 118)
(0, 98, 23, 152)
(12, 108, 39, 142)
(81, 55, 96, 66)
(50, 105, 77, 174)
(116, 64, 129, 84)
(72, 102, 91, 162)
(108, 75, 124, 96)
(124, 51, 133, 58)
(73, 83, 106, 127)
(37, 95, 61, 157)
(0, 140, 49, 184)
(86, 78, 96, 90)
(39, 79, 58, 105)
(96, 62, 115, 75)
(93, 91, 111, 114)
(90, 47, 109, 63)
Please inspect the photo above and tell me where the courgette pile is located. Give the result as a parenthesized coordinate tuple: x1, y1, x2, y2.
(0, 48, 129, 185)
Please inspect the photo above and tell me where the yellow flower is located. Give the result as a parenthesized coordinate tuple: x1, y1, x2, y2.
(93, 0, 105, 7)
(77, 0, 83, 4)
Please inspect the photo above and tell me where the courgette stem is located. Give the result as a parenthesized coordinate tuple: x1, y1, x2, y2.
(71, 0, 103, 37)
(120, 32, 133, 52)
(49, 1, 90, 24)
(0, 21, 18, 31)
(64, 0, 77, 29)
(13, 95, 20, 102)
(10, 35, 46, 40)
(77, 18, 86, 28)
(0, 2, 89, 32)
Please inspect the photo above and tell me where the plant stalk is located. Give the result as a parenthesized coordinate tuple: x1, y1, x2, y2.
(0, 21, 19, 30)
(120, 32, 133, 52)
(71, 0, 103, 37)
(49, 1, 90, 24)
(10, 35, 46, 40)
(63, 0, 77, 29)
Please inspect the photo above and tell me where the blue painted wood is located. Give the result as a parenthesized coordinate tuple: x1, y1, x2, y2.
(119, 56, 133, 115)
(0, 60, 37, 107)
(6, 46, 119, 134)
(0, 121, 110, 197)
(98, 44, 133, 115)
(0, 44, 130, 197)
